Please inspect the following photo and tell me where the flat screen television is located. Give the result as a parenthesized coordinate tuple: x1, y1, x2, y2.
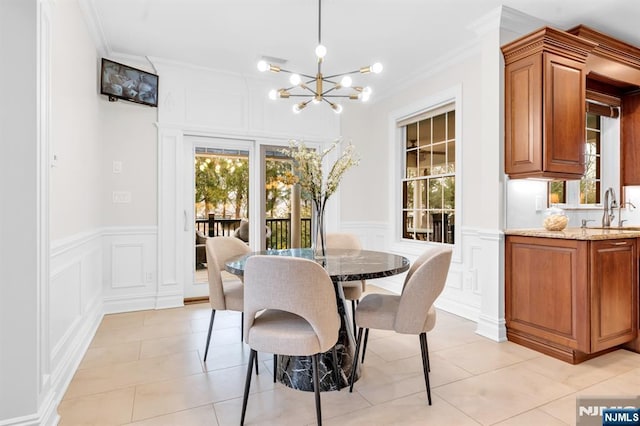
(100, 58, 159, 107)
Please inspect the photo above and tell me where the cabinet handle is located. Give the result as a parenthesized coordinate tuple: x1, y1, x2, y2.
(610, 241, 628, 245)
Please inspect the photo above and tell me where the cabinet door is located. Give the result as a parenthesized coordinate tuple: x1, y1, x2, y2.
(590, 239, 638, 352)
(506, 236, 589, 352)
(543, 53, 586, 176)
(504, 52, 586, 179)
(505, 55, 542, 176)
(622, 92, 640, 185)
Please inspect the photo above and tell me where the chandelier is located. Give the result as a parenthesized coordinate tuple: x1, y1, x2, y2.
(257, 0, 382, 114)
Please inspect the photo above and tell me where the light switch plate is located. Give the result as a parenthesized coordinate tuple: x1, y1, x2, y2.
(112, 161, 123, 173)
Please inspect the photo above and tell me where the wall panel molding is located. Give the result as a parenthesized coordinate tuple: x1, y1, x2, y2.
(339, 222, 505, 340)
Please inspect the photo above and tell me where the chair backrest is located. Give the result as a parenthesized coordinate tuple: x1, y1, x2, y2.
(206, 236, 251, 310)
(402, 246, 443, 288)
(325, 233, 366, 290)
(394, 247, 452, 334)
(325, 233, 362, 250)
(243, 256, 340, 353)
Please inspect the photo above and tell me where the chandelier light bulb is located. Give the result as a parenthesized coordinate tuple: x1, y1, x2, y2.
(312, 96, 321, 104)
(361, 86, 372, 102)
(371, 62, 383, 74)
(332, 103, 343, 114)
(257, 60, 269, 72)
(340, 75, 353, 88)
(315, 44, 327, 59)
(293, 104, 301, 114)
(268, 89, 278, 100)
(289, 74, 301, 86)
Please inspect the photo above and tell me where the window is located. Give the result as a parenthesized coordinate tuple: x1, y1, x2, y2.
(549, 111, 614, 207)
(401, 104, 455, 244)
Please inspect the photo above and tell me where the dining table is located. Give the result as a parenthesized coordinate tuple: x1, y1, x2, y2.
(225, 247, 410, 391)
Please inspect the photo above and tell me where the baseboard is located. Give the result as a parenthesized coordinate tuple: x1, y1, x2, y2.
(103, 291, 184, 314)
(103, 292, 159, 314)
(475, 313, 507, 342)
(434, 297, 480, 323)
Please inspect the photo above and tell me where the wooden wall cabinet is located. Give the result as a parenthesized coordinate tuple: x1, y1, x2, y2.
(622, 92, 640, 185)
(566, 26, 640, 187)
(502, 28, 596, 179)
(505, 236, 638, 363)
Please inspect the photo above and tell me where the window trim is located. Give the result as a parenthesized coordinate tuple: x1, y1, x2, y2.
(548, 114, 620, 211)
(387, 85, 462, 260)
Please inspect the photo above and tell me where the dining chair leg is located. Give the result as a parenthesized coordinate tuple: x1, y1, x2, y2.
(424, 333, 430, 372)
(240, 349, 256, 425)
(241, 312, 244, 342)
(312, 353, 322, 426)
(349, 327, 363, 392)
(351, 300, 356, 334)
(361, 328, 370, 363)
(273, 354, 277, 383)
(331, 346, 340, 390)
(419, 333, 432, 405)
(203, 309, 216, 362)
(254, 351, 259, 375)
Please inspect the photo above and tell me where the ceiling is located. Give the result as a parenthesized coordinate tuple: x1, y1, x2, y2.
(85, 0, 640, 99)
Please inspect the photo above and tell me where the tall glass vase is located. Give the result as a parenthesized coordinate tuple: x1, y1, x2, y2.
(311, 200, 327, 260)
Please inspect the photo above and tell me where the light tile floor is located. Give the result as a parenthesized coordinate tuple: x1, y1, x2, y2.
(58, 285, 640, 425)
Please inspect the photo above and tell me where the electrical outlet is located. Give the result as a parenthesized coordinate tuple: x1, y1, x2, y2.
(113, 161, 123, 173)
(112, 191, 131, 203)
(535, 195, 544, 211)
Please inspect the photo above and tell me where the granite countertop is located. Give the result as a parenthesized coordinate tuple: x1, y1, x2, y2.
(505, 227, 640, 240)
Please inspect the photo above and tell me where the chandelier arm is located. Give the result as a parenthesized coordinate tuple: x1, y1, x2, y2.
(285, 86, 319, 97)
(321, 78, 341, 85)
(321, 85, 339, 96)
(323, 69, 361, 79)
(278, 68, 316, 80)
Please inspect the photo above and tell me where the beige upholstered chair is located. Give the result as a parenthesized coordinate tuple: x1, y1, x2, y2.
(325, 233, 366, 331)
(240, 256, 341, 426)
(203, 236, 251, 362)
(348, 246, 452, 405)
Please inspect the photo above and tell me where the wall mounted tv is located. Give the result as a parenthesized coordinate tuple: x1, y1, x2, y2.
(100, 58, 158, 107)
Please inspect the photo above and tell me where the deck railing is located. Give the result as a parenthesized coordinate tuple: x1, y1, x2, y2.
(195, 214, 311, 249)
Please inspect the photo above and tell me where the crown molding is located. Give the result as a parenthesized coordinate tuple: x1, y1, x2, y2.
(499, 5, 551, 35)
(78, 0, 109, 57)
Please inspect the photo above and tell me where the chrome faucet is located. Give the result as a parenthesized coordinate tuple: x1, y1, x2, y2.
(618, 200, 637, 227)
(602, 187, 617, 227)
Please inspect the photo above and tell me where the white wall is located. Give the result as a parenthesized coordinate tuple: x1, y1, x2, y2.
(100, 99, 158, 227)
(49, 0, 103, 241)
(0, 1, 43, 423)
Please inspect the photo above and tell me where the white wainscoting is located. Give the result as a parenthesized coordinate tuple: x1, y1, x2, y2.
(102, 226, 165, 313)
(49, 229, 104, 418)
(340, 222, 505, 341)
(47, 225, 163, 420)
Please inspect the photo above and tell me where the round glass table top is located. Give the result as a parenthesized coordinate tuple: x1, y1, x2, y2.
(225, 248, 410, 282)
